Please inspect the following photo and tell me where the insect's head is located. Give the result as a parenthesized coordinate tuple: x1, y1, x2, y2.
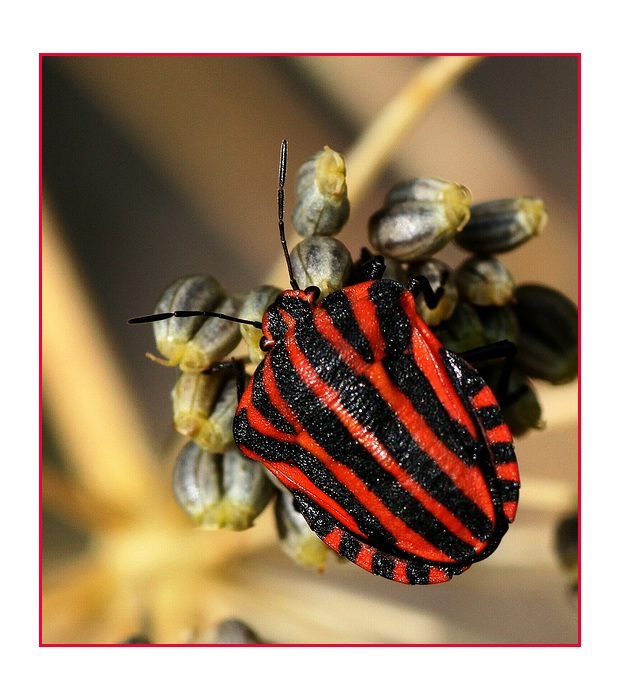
(258, 283, 321, 352)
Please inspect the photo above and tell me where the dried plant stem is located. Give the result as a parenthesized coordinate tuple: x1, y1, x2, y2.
(42, 197, 157, 510)
(42, 464, 131, 532)
(344, 55, 484, 208)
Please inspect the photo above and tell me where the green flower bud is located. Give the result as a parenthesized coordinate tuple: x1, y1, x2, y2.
(554, 512, 578, 595)
(479, 365, 543, 437)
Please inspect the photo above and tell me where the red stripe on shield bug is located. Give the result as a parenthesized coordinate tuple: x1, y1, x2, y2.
(129, 140, 520, 584)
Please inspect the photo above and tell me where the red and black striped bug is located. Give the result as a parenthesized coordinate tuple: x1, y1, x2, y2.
(130, 140, 520, 585)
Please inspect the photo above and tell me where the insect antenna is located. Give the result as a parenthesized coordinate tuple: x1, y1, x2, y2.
(128, 141, 297, 327)
(127, 309, 263, 328)
(278, 139, 300, 291)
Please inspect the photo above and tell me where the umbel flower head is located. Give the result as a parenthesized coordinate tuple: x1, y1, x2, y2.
(132, 138, 574, 590)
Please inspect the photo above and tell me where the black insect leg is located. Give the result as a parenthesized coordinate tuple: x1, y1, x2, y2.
(408, 273, 447, 310)
(203, 358, 247, 401)
(459, 340, 516, 406)
(359, 253, 386, 281)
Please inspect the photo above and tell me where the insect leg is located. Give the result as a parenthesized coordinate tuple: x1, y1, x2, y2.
(459, 340, 516, 405)
(408, 273, 447, 309)
(203, 358, 247, 401)
(360, 254, 386, 280)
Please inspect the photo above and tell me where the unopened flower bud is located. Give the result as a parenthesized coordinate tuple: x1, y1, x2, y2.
(476, 304, 520, 345)
(180, 295, 244, 372)
(368, 178, 471, 262)
(454, 255, 516, 306)
(554, 512, 578, 595)
(292, 146, 350, 237)
(433, 301, 486, 354)
(194, 618, 264, 644)
(385, 177, 471, 207)
(274, 490, 332, 571)
(172, 370, 240, 452)
(172, 441, 275, 530)
(152, 275, 225, 367)
(512, 284, 578, 385)
(290, 236, 352, 299)
(239, 285, 281, 363)
(455, 197, 547, 254)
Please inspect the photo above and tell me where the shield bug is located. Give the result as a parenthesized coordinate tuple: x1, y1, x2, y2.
(130, 140, 520, 585)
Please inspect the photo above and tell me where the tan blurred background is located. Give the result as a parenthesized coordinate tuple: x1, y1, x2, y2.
(41, 55, 578, 644)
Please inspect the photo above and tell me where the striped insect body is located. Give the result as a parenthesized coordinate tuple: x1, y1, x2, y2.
(233, 273, 519, 584)
(130, 140, 521, 585)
